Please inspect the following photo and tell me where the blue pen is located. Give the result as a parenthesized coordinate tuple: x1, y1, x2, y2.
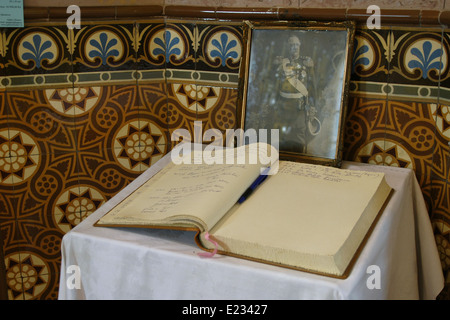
(238, 167, 270, 204)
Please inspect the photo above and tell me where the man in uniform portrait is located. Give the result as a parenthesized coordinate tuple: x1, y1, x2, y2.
(274, 34, 321, 154)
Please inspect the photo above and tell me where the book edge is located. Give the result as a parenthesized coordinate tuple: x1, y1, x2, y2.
(194, 188, 394, 279)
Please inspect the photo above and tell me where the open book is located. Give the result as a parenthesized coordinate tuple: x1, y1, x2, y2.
(95, 144, 392, 278)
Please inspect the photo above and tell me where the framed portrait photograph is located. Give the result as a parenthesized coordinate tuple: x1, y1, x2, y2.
(237, 21, 355, 167)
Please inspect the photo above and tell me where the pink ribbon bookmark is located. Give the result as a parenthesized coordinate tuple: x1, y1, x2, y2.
(198, 232, 218, 258)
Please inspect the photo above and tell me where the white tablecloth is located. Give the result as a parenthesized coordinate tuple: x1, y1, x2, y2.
(58, 151, 444, 300)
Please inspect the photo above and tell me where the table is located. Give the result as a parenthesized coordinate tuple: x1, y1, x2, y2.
(58, 149, 444, 300)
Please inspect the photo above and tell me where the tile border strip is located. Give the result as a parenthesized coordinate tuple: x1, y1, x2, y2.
(1, 70, 240, 90)
(350, 81, 450, 105)
(21, 6, 450, 27)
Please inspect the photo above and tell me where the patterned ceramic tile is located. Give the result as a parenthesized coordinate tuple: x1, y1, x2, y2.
(196, 24, 244, 74)
(137, 82, 170, 130)
(430, 102, 450, 237)
(165, 82, 198, 149)
(53, 183, 85, 233)
(196, 85, 238, 146)
(346, 23, 450, 292)
(3, 25, 72, 89)
(431, 171, 450, 227)
(350, 27, 449, 105)
(5, 250, 25, 300)
(0, 90, 11, 163)
(344, 96, 386, 161)
(136, 21, 166, 84)
(0, 32, 5, 92)
(0, 129, 40, 185)
(343, 96, 450, 290)
(344, 96, 436, 176)
(111, 119, 168, 175)
(351, 27, 391, 85)
(70, 84, 152, 180)
(5, 250, 58, 299)
(442, 31, 450, 102)
(73, 85, 126, 153)
(388, 28, 446, 88)
(136, 21, 242, 88)
(72, 23, 137, 86)
(6, 89, 76, 157)
(0, 189, 17, 254)
(46, 86, 78, 121)
(1, 87, 77, 300)
(162, 21, 206, 85)
(164, 22, 197, 72)
(390, 29, 450, 103)
(1, 86, 173, 299)
(54, 83, 170, 204)
(3, 193, 65, 300)
(431, 145, 450, 286)
(35, 152, 80, 234)
(386, 100, 436, 176)
(164, 82, 239, 148)
(69, 186, 108, 224)
(117, 83, 169, 173)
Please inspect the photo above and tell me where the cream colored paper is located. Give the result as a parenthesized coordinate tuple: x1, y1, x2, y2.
(97, 146, 268, 231)
(207, 161, 391, 276)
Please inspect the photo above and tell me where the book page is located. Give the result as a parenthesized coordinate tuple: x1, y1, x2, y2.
(97, 148, 266, 231)
(209, 161, 391, 275)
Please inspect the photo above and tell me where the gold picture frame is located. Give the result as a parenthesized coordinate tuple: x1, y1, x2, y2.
(237, 20, 355, 167)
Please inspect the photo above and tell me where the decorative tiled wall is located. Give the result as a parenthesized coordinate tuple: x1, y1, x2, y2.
(0, 16, 449, 299)
(346, 26, 450, 299)
(0, 19, 242, 299)
(346, 26, 449, 219)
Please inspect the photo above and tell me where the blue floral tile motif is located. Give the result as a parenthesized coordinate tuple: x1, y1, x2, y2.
(7, 28, 67, 74)
(390, 31, 447, 85)
(352, 37, 370, 74)
(83, 30, 124, 67)
(21, 34, 54, 69)
(198, 25, 242, 72)
(407, 40, 443, 79)
(210, 33, 238, 67)
(73, 24, 136, 75)
(349, 29, 392, 85)
(148, 26, 188, 67)
(88, 32, 120, 66)
(4, 26, 72, 89)
(152, 30, 181, 62)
